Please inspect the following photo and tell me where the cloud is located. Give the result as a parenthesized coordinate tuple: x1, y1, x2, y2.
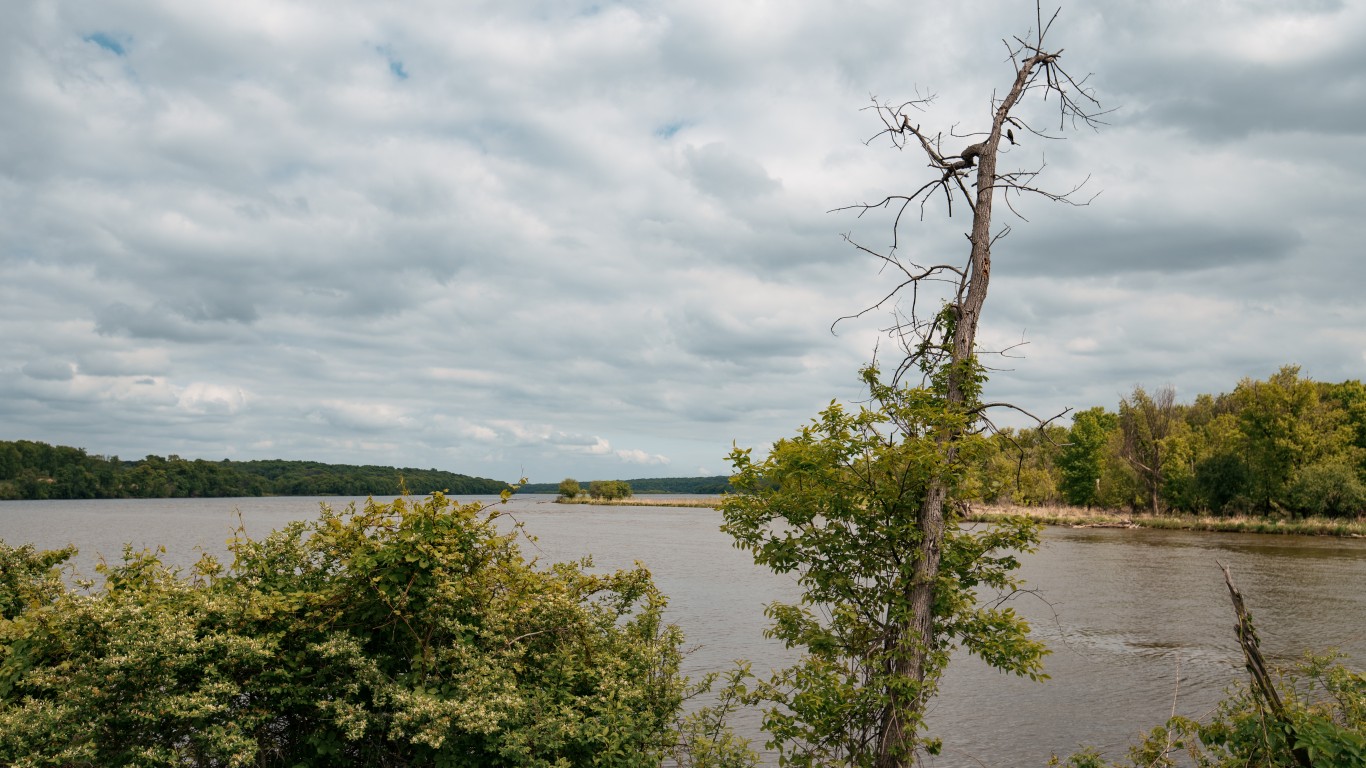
(616, 448, 670, 465)
(178, 382, 249, 415)
(21, 359, 75, 381)
(310, 400, 408, 431)
(1010, 219, 1301, 277)
(684, 142, 781, 200)
(2, 0, 1364, 482)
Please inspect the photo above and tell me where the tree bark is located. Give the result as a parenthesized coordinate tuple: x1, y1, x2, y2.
(875, 51, 1056, 768)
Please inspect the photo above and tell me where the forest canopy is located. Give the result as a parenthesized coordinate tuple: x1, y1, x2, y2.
(963, 366, 1366, 518)
(0, 442, 509, 500)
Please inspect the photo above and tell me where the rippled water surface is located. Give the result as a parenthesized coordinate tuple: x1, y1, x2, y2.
(3, 495, 1363, 766)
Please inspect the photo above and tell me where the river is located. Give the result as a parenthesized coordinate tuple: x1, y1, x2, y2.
(2, 494, 1363, 766)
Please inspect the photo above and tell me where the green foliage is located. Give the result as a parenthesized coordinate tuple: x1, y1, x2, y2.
(0, 542, 75, 622)
(962, 425, 1067, 507)
(1054, 653, 1365, 768)
(670, 667, 761, 768)
(722, 369, 1046, 767)
(623, 476, 733, 494)
(0, 441, 509, 500)
(589, 480, 634, 500)
(1234, 368, 1319, 513)
(1286, 462, 1366, 519)
(558, 477, 582, 499)
(911, 368, 1366, 520)
(0, 493, 689, 767)
(1118, 386, 1178, 515)
(1058, 408, 1119, 507)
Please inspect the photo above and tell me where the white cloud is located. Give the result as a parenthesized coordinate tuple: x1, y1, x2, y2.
(2, 0, 1364, 481)
(310, 399, 406, 430)
(177, 383, 249, 415)
(616, 449, 670, 465)
(579, 437, 613, 456)
(459, 424, 498, 441)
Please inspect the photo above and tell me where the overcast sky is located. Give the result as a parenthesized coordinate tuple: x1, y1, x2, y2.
(3, 0, 1364, 484)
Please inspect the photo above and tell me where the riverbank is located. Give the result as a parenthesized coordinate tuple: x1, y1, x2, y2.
(552, 496, 1366, 536)
(966, 504, 1366, 537)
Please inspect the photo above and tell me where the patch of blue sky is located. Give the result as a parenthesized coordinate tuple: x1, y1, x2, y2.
(84, 32, 127, 56)
(376, 45, 409, 80)
(655, 121, 688, 139)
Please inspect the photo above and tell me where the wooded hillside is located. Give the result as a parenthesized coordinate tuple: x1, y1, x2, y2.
(0, 442, 509, 500)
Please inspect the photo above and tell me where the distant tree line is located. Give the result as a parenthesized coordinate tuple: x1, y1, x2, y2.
(964, 366, 1366, 518)
(523, 476, 731, 495)
(0, 441, 509, 500)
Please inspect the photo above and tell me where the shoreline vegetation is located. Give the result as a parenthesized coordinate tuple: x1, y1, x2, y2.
(553, 495, 1366, 537)
(0, 439, 509, 499)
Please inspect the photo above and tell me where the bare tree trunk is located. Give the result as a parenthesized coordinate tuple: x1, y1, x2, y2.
(1219, 562, 1313, 768)
(873, 46, 1073, 767)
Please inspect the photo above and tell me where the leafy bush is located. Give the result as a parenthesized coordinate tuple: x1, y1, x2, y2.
(1286, 462, 1366, 518)
(558, 477, 582, 499)
(0, 493, 690, 767)
(588, 480, 633, 500)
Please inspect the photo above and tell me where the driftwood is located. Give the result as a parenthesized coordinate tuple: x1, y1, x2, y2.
(1218, 561, 1313, 768)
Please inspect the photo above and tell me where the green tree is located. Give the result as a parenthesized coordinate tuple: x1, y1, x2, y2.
(1322, 379, 1366, 473)
(1058, 408, 1119, 507)
(971, 426, 1065, 507)
(0, 493, 693, 767)
(558, 477, 582, 499)
(724, 372, 1048, 767)
(1118, 386, 1178, 515)
(1190, 412, 1250, 515)
(728, 7, 1100, 764)
(589, 480, 633, 500)
(0, 444, 20, 481)
(1233, 366, 1357, 514)
(1286, 461, 1366, 518)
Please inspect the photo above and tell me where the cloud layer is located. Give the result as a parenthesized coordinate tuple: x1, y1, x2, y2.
(4, 0, 1365, 482)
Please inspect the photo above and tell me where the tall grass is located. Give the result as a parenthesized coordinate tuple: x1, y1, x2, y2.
(967, 503, 1366, 537)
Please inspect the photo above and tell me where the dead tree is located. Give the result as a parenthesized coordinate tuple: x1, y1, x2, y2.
(1219, 562, 1314, 768)
(833, 6, 1106, 766)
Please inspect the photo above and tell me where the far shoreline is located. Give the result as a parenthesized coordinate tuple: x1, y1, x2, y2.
(550, 496, 1366, 537)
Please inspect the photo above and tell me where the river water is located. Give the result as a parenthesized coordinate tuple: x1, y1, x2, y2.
(2, 494, 1363, 767)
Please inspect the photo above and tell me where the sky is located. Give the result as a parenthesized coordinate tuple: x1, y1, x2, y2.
(3, 0, 1365, 485)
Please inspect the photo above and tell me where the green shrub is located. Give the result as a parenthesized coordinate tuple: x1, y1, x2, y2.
(1287, 462, 1366, 518)
(0, 493, 689, 767)
(588, 480, 633, 500)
